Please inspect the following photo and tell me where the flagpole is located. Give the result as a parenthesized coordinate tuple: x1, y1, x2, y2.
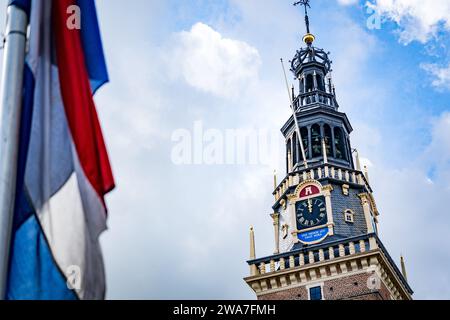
(0, 5, 28, 298)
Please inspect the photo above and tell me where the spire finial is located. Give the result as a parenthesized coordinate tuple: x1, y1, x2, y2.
(273, 170, 277, 190)
(249, 226, 256, 260)
(364, 165, 370, 184)
(249, 226, 258, 275)
(294, 0, 315, 45)
(354, 149, 362, 171)
(400, 255, 408, 282)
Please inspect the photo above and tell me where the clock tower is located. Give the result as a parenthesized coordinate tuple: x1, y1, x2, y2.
(244, 1, 413, 300)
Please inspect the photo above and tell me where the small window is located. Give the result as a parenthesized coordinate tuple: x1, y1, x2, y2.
(281, 224, 289, 239)
(317, 74, 325, 91)
(306, 74, 314, 92)
(344, 210, 354, 223)
(309, 286, 322, 300)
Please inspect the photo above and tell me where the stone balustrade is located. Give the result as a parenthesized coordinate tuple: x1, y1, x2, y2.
(245, 234, 413, 300)
(273, 164, 370, 202)
(293, 91, 335, 110)
(247, 234, 377, 277)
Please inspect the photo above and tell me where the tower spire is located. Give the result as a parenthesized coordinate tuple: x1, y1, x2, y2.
(294, 0, 315, 46)
(244, 2, 414, 301)
(249, 226, 258, 275)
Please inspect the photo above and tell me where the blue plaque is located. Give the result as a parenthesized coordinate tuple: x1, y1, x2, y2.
(298, 227, 328, 244)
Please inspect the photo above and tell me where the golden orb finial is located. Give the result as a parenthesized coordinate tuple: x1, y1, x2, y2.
(303, 33, 315, 45)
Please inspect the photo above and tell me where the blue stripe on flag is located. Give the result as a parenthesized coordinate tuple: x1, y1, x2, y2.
(77, 0, 109, 94)
(7, 214, 78, 300)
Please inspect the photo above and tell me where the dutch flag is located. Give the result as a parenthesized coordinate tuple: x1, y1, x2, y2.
(6, 0, 114, 299)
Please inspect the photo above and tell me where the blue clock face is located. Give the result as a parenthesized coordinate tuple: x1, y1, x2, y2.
(295, 196, 327, 230)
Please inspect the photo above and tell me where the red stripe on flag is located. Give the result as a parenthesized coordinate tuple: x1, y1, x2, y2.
(53, 0, 115, 205)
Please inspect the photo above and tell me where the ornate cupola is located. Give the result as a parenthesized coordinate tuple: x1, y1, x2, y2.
(290, 41, 335, 110)
(244, 1, 413, 301)
(283, 0, 353, 173)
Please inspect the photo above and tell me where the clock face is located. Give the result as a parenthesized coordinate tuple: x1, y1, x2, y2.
(295, 196, 327, 230)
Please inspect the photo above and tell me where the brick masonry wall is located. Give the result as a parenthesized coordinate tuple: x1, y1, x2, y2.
(323, 272, 390, 300)
(259, 286, 309, 301)
(258, 272, 391, 301)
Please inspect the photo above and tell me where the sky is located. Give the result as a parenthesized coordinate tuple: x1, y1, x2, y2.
(1, 0, 450, 300)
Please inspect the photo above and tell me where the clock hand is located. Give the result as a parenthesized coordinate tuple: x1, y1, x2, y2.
(307, 199, 313, 213)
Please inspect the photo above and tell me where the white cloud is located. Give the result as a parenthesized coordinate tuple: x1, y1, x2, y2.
(369, 0, 450, 44)
(167, 22, 261, 98)
(421, 63, 450, 91)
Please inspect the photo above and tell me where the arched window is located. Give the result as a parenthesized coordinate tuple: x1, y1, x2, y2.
(344, 209, 354, 223)
(299, 78, 305, 94)
(323, 124, 332, 157)
(311, 124, 322, 158)
(300, 127, 309, 159)
(306, 74, 314, 92)
(317, 74, 325, 91)
(334, 127, 347, 160)
(292, 132, 298, 165)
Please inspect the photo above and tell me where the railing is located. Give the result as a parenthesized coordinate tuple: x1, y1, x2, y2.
(246, 234, 414, 298)
(247, 234, 377, 277)
(273, 164, 371, 202)
(293, 91, 336, 110)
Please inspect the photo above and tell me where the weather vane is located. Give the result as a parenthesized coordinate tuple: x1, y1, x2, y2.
(294, 0, 311, 34)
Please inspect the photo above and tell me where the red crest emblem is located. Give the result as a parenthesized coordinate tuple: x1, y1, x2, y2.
(299, 185, 320, 198)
